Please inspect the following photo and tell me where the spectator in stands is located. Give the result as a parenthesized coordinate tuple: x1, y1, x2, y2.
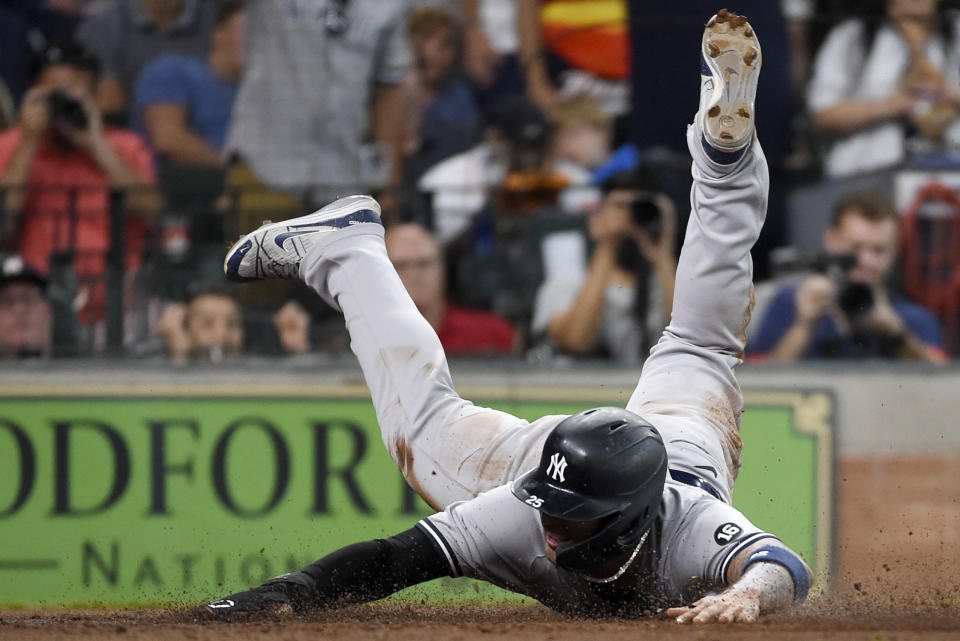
(133, 0, 244, 165)
(226, 0, 409, 211)
(77, 0, 218, 118)
(0, 255, 52, 359)
(747, 193, 947, 362)
(550, 96, 612, 181)
(158, 283, 243, 364)
(418, 96, 565, 244)
(458, 0, 559, 113)
(548, 95, 613, 213)
(808, 0, 960, 177)
(0, 41, 160, 322)
(272, 300, 312, 356)
(404, 6, 482, 185)
(531, 167, 677, 364)
(460, 0, 633, 121)
(385, 222, 517, 355)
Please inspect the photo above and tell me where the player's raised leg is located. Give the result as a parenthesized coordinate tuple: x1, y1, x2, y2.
(626, 10, 767, 497)
(224, 198, 557, 511)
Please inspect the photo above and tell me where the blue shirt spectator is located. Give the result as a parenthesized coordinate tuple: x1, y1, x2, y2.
(405, 7, 481, 184)
(408, 77, 481, 183)
(134, 54, 237, 155)
(77, 0, 217, 117)
(748, 284, 944, 359)
(745, 192, 947, 363)
(131, 2, 244, 165)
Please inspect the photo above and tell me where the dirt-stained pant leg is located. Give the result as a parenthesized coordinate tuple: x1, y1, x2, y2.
(299, 231, 559, 511)
(626, 124, 768, 502)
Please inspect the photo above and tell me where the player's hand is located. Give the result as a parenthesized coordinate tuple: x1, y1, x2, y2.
(794, 274, 834, 326)
(194, 582, 296, 621)
(666, 586, 762, 624)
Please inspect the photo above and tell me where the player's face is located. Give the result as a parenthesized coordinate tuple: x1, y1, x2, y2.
(824, 210, 897, 287)
(540, 513, 603, 564)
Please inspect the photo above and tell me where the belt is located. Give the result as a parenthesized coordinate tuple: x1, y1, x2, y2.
(669, 469, 723, 502)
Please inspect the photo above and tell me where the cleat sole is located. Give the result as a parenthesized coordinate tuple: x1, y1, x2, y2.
(701, 9, 761, 152)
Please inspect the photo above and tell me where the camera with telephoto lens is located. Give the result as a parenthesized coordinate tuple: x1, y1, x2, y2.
(630, 191, 662, 239)
(48, 90, 88, 130)
(770, 248, 874, 320)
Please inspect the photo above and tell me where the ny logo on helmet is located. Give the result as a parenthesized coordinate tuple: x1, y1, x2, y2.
(546, 452, 568, 483)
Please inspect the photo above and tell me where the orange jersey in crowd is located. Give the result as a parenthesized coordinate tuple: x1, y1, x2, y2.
(540, 0, 629, 80)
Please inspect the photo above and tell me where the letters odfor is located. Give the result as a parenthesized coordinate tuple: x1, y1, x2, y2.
(0, 417, 417, 517)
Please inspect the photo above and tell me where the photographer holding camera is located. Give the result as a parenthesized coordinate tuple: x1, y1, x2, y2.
(0, 41, 160, 322)
(748, 193, 947, 362)
(531, 167, 677, 364)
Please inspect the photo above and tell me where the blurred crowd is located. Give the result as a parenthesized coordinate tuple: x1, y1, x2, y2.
(0, 0, 959, 365)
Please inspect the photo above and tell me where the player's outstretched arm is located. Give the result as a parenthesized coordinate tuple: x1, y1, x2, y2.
(667, 540, 811, 624)
(195, 526, 450, 619)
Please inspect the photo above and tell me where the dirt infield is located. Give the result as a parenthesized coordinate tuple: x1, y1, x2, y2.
(3, 599, 960, 641)
(4, 455, 959, 639)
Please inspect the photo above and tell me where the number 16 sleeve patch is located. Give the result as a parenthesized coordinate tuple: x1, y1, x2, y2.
(658, 485, 778, 592)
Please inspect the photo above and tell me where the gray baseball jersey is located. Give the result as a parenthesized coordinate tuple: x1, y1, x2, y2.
(297, 122, 775, 616)
(418, 481, 776, 616)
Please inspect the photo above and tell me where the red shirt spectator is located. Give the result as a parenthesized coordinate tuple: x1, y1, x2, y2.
(385, 222, 518, 356)
(438, 303, 516, 355)
(0, 42, 159, 322)
(0, 127, 154, 280)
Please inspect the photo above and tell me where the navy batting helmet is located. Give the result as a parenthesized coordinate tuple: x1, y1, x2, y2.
(511, 407, 667, 575)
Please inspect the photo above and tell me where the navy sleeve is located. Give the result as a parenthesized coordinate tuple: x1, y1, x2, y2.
(898, 301, 944, 349)
(746, 285, 798, 356)
(134, 56, 193, 111)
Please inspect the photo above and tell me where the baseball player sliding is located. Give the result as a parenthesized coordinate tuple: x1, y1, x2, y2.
(205, 10, 811, 623)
